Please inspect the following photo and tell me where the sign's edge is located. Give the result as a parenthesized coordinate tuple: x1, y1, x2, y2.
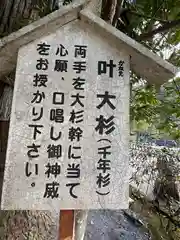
(0, 0, 86, 84)
(80, 9, 179, 85)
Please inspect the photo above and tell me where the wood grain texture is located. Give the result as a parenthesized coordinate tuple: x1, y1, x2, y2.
(59, 210, 74, 240)
(0, 84, 13, 121)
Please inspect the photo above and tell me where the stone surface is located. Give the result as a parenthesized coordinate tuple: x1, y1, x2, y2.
(1, 20, 129, 211)
(84, 210, 150, 240)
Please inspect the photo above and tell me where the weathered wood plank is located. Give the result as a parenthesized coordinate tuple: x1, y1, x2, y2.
(0, 82, 5, 97)
(0, 84, 13, 120)
(0, 121, 9, 203)
(0, 83, 12, 203)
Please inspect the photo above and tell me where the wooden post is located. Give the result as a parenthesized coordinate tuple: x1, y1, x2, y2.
(58, 210, 88, 240)
(59, 210, 74, 240)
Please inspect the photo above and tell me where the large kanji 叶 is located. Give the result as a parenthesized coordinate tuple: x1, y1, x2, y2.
(98, 60, 116, 78)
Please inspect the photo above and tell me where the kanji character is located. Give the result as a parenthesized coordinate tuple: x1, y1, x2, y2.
(54, 60, 68, 72)
(50, 109, 64, 123)
(50, 127, 62, 141)
(45, 162, 61, 178)
(97, 91, 116, 110)
(31, 90, 45, 104)
(72, 77, 86, 90)
(53, 92, 64, 105)
(73, 61, 86, 73)
(66, 163, 80, 178)
(32, 107, 43, 121)
(66, 183, 80, 199)
(43, 182, 59, 198)
(27, 143, 41, 158)
(36, 58, 49, 70)
(98, 60, 116, 78)
(96, 173, 110, 188)
(98, 145, 111, 159)
(68, 145, 81, 159)
(95, 115, 115, 135)
(37, 42, 50, 55)
(118, 60, 124, 77)
(47, 144, 62, 159)
(68, 127, 83, 141)
(74, 45, 87, 58)
(69, 110, 84, 123)
(33, 74, 48, 87)
(25, 162, 38, 177)
(28, 124, 43, 140)
(71, 93, 84, 107)
(97, 159, 111, 173)
(56, 44, 68, 56)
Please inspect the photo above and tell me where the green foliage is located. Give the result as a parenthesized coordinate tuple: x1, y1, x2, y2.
(156, 78, 180, 139)
(125, 0, 180, 140)
(131, 84, 159, 123)
(131, 78, 180, 140)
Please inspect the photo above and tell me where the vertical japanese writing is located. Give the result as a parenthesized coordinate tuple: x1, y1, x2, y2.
(44, 44, 68, 199)
(26, 42, 50, 188)
(66, 45, 87, 199)
(95, 59, 124, 196)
